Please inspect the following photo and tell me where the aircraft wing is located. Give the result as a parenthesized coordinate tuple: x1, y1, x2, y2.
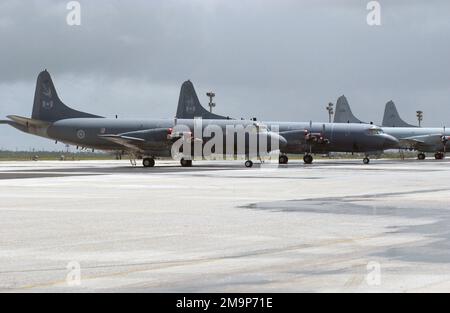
(99, 128, 175, 153)
(99, 134, 146, 152)
(398, 134, 443, 149)
(398, 137, 426, 146)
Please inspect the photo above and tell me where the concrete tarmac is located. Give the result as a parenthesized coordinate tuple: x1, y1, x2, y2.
(1, 158, 450, 292)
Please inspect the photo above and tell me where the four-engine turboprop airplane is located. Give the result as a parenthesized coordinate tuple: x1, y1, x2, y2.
(1, 71, 288, 168)
(333, 95, 450, 160)
(175, 80, 398, 164)
(0, 71, 398, 167)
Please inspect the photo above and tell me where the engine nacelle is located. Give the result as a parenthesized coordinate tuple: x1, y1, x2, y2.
(304, 129, 330, 145)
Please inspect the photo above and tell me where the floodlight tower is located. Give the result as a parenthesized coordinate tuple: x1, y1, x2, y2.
(206, 92, 216, 113)
(416, 110, 423, 127)
(326, 102, 334, 123)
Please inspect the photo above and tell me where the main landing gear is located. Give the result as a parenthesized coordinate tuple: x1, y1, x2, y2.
(435, 152, 445, 160)
(303, 154, 313, 164)
(142, 157, 155, 168)
(418, 153, 426, 160)
(180, 158, 193, 167)
(279, 155, 289, 165)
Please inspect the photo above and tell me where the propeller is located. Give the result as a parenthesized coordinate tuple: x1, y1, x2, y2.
(303, 120, 313, 154)
(442, 126, 448, 155)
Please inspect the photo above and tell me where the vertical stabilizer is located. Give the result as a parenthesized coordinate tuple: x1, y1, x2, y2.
(333, 95, 364, 124)
(176, 80, 230, 120)
(382, 101, 417, 127)
(32, 70, 102, 122)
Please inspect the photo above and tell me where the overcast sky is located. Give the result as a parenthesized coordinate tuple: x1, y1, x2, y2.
(1, 0, 450, 150)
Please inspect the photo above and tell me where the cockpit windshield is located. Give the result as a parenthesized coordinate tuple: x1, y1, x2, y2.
(367, 127, 384, 135)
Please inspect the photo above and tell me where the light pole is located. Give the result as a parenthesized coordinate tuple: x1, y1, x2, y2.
(206, 92, 216, 113)
(326, 102, 334, 123)
(416, 110, 423, 127)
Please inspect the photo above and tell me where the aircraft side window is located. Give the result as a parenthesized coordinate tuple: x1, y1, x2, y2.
(368, 128, 383, 135)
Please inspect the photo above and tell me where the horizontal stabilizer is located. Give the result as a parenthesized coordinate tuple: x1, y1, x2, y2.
(6, 115, 51, 127)
(333, 95, 365, 124)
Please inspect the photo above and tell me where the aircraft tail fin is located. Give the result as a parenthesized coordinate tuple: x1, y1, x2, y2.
(175, 80, 230, 120)
(382, 100, 417, 127)
(31, 70, 102, 122)
(333, 95, 364, 124)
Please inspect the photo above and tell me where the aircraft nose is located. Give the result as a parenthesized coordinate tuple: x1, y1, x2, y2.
(382, 134, 399, 149)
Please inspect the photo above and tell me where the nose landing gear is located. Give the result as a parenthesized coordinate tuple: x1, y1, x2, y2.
(245, 160, 254, 168)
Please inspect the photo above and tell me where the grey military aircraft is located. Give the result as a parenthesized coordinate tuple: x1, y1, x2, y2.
(333, 96, 450, 160)
(1, 71, 398, 167)
(175, 80, 398, 164)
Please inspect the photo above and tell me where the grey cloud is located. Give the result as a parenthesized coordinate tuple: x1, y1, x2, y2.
(1, 0, 450, 149)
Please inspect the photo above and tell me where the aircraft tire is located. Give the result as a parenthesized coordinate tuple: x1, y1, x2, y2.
(435, 152, 444, 160)
(418, 153, 426, 160)
(143, 158, 155, 168)
(363, 157, 370, 165)
(303, 155, 313, 164)
(245, 160, 253, 168)
(180, 158, 192, 167)
(279, 155, 288, 164)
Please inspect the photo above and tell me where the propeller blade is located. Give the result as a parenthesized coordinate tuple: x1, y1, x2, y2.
(444, 126, 447, 155)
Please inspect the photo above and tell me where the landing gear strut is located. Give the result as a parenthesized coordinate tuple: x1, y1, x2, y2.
(363, 157, 370, 165)
(180, 158, 193, 167)
(279, 155, 289, 164)
(435, 152, 445, 160)
(303, 154, 313, 164)
(418, 153, 426, 160)
(142, 158, 155, 168)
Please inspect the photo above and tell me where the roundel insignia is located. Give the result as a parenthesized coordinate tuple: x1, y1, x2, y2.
(42, 100, 54, 110)
(76, 129, 86, 139)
